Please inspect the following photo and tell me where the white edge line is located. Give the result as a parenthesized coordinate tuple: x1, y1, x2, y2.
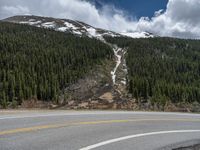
(79, 130, 200, 150)
(0, 111, 200, 120)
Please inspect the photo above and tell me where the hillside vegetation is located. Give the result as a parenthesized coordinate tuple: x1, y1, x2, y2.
(0, 22, 113, 108)
(105, 37, 200, 107)
(1, 21, 200, 110)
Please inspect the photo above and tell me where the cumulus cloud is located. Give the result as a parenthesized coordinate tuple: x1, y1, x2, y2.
(0, 0, 200, 39)
(136, 0, 200, 39)
(0, 0, 137, 32)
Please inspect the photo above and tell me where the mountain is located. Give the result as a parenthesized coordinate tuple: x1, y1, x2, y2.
(3, 15, 153, 39)
(1, 15, 199, 112)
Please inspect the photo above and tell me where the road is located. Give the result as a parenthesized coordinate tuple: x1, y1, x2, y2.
(0, 110, 200, 150)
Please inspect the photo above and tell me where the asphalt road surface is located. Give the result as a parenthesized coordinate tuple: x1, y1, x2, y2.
(0, 110, 200, 150)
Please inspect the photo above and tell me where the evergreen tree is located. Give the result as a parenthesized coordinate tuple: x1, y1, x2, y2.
(105, 36, 200, 104)
(0, 22, 113, 106)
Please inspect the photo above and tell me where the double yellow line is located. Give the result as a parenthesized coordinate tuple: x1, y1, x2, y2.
(0, 118, 199, 136)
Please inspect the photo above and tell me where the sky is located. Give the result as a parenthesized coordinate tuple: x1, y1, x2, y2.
(0, 0, 200, 39)
(91, 0, 168, 18)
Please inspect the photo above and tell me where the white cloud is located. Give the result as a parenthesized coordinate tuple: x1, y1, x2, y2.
(0, 0, 200, 39)
(136, 0, 200, 39)
(1, 5, 30, 17)
(154, 9, 164, 17)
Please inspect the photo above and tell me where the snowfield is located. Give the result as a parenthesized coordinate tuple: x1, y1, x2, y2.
(8, 15, 154, 39)
(120, 31, 154, 38)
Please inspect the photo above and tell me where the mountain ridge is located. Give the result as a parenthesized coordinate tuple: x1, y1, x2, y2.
(2, 15, 154, 39)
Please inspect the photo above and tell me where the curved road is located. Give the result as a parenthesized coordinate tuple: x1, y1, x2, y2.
(0, 110, 200, 150)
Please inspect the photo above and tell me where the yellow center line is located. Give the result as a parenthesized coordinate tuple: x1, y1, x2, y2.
(0, 118, 199, 136)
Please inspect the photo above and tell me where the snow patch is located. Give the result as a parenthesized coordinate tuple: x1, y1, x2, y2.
(121, 80, 126, 85)
(57, 27, 68, 32)
(72, 30, 82, 35)
(120, 32, 153, 38)
(103, 32, 119, 37)
(20, 20, 42, 25)
(64, 22, 78, 30)
(111, 47, 122, 85)
(86, 27, 97, 37)
(42, 22, 55, 28)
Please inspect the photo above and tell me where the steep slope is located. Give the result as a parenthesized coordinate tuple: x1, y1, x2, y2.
(1, 15, 199, 111)
(0, 22, 113, 108)
(1, 15, 155, 109)
(104, 36, 200, 112)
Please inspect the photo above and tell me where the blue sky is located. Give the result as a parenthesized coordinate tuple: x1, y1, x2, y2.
(0, 0, 199, 39)
(93, 0, 168, 18)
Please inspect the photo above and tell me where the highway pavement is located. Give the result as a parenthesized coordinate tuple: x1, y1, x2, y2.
(0, 110, 200, 150)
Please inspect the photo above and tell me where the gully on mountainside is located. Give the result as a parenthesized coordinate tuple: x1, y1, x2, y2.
(95, 35, 128, 90)
(110, 45, 128, 97)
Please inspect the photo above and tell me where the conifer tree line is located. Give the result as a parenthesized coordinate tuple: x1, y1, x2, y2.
(105, 36, 200, 105)
(0, 22, 113, 107)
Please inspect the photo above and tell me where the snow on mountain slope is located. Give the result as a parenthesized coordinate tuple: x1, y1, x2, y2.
(120, 31, 154, 38)
(3, 15, 121, 38)
(3, 15, 154, 39)
(2, 15, 151, 101)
